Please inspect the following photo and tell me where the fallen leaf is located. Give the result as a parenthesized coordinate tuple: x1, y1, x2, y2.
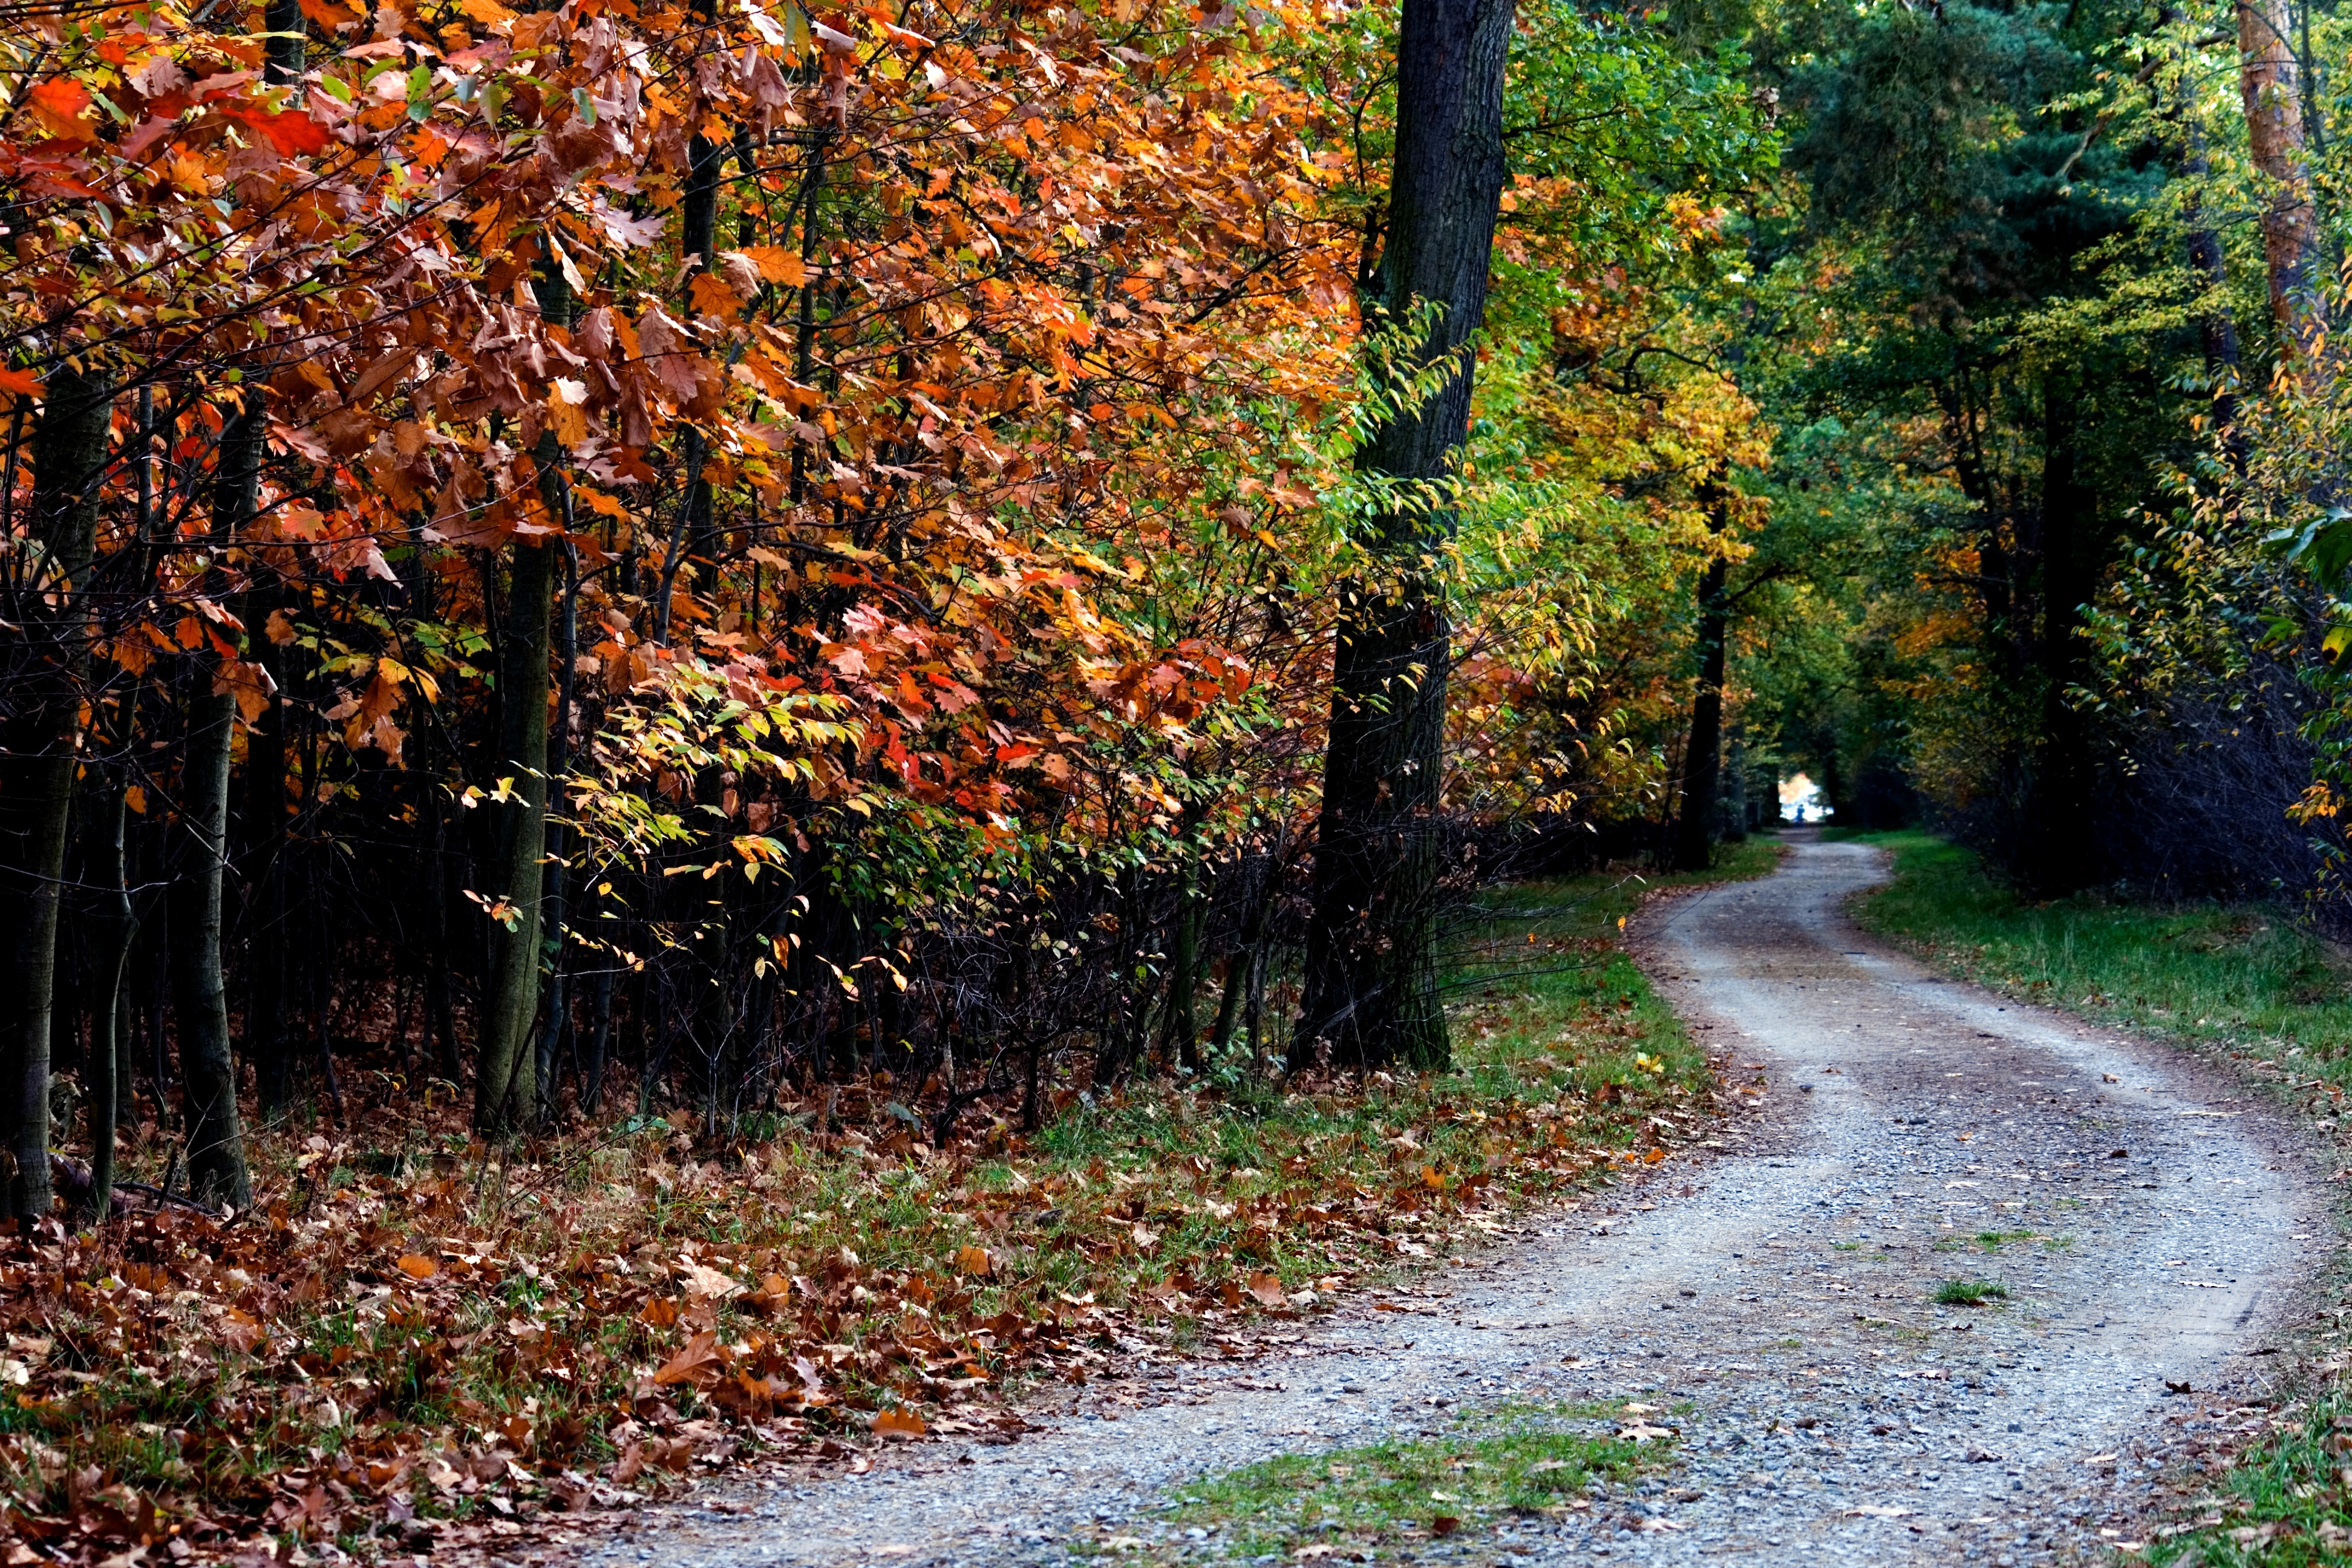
(1431, 1516, 1461, 1537)
(394, 1254, 437, 1280)
(1247, 1272, 1286, 1308)
(873, 1408, 926, 1438)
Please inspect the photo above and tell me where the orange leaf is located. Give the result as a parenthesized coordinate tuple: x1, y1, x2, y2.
(1246, 1272, 1285, 1308)
(955, 1245, 994, 1278)
(0, 367, 42, 399)
(739, 246, 809, 287)
(27, 79, 94, 140)
(395, 1254, 437, 1280)
(872, 1408, 926, 1439)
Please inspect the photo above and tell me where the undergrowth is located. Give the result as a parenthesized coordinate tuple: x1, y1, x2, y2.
(0, 838, 1777, 1563)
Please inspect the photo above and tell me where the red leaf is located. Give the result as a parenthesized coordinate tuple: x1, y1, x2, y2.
(222, 105, 332, 156)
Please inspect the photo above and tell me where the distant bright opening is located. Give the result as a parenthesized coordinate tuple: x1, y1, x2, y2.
(1780, 772, 1825, 823)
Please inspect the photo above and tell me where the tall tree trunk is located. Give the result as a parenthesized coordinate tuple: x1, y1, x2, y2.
(2238, 0, 2325, 360)
(1294, 0, 1517, 1074)
(241, 581, 290, 1118)
(2018, 372, 2100, 897)
(532, 540, 579, 1120)
(82, 768, 132, 1223)
(473, 504, 558, 1132)
(169, 394, 259, 1214)
(0, 362, 111, 1222)
(1671, 549, 1731, 872)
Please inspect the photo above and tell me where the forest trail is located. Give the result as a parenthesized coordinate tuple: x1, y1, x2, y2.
(578, 837, 2322, 1567)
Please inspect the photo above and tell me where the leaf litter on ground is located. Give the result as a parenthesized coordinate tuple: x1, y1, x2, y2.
(0, 849, 1776, 1566)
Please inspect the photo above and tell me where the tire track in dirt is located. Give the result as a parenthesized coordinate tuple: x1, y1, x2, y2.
(570, 835, 2324, 1567)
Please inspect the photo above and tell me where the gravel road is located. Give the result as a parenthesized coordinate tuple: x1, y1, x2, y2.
(578, 835, 2325, 1567)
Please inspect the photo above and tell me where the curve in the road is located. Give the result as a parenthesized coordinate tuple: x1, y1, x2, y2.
(575, 835, 2322, 1568)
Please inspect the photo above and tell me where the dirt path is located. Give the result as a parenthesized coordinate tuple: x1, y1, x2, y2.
(578, 836, 2325, 1567)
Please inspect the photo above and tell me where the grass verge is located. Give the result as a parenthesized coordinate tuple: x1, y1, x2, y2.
(0, 838, 1778, 1564)
(1082, 1399, 1674, 1563)
(1841, 831, 2351, 1085)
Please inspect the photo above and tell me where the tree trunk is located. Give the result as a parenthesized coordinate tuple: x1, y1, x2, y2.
(1671, 550, 1730, 872)
(533, 539, 579, 1121)
(473, 501, 558, 1132)
(0, 362, 111, 1223)
(82, 769, 132, 1224)
(2238, 0, 2324, 360)
(169, 394, 258, 1214)
(1295, 0, 1517, 1074)
(2017, 373, 2100, 897)
(241, 581, 291, 1118)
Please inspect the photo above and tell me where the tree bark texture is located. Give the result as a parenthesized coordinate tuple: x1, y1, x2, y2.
(0, 362, 111, 1221)
(1295, 0, 1517, 1074)
(2238, 0, 2324, 358)
(169, 395, 258, 1214)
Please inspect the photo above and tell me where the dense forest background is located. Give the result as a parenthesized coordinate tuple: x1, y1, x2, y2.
(2, 0, 2350, 1221)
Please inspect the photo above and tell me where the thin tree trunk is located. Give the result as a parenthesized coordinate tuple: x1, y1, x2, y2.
(0, 362, 112, 1222)
(2238, 0, 2325, 361)
(474, 523, 557, 1132)
(533, 538, 579, 1120)
(169, 393, 258, 1214)
(83, 769, 132, 1224)
(1295, 0, 1517, 1073)
(1671, 547, 1731, 873)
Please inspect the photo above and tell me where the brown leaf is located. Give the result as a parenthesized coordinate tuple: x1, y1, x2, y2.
(653, 1331, 724, 1388)
(1431, 1516, 1462, 1537)
(1246, 1272, 1285, 1308)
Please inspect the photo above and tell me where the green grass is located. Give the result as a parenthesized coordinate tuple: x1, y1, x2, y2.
(2146, 1403, 2352, 1566)
(1933, 1278, 2007, 1305)
(1083, 1400, 1668, 1561)
(1842, 832, 2352, 1068)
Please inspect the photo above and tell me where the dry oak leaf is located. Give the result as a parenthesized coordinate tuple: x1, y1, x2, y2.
(872, 1408, 926, 1439)
(678, 1261, 743, 1299)
(653, 1330, 724, 1388)
(1246, 1272, 1286, 1308)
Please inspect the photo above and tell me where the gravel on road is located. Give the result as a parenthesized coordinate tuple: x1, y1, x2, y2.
(573, 836, 2327, 1567)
